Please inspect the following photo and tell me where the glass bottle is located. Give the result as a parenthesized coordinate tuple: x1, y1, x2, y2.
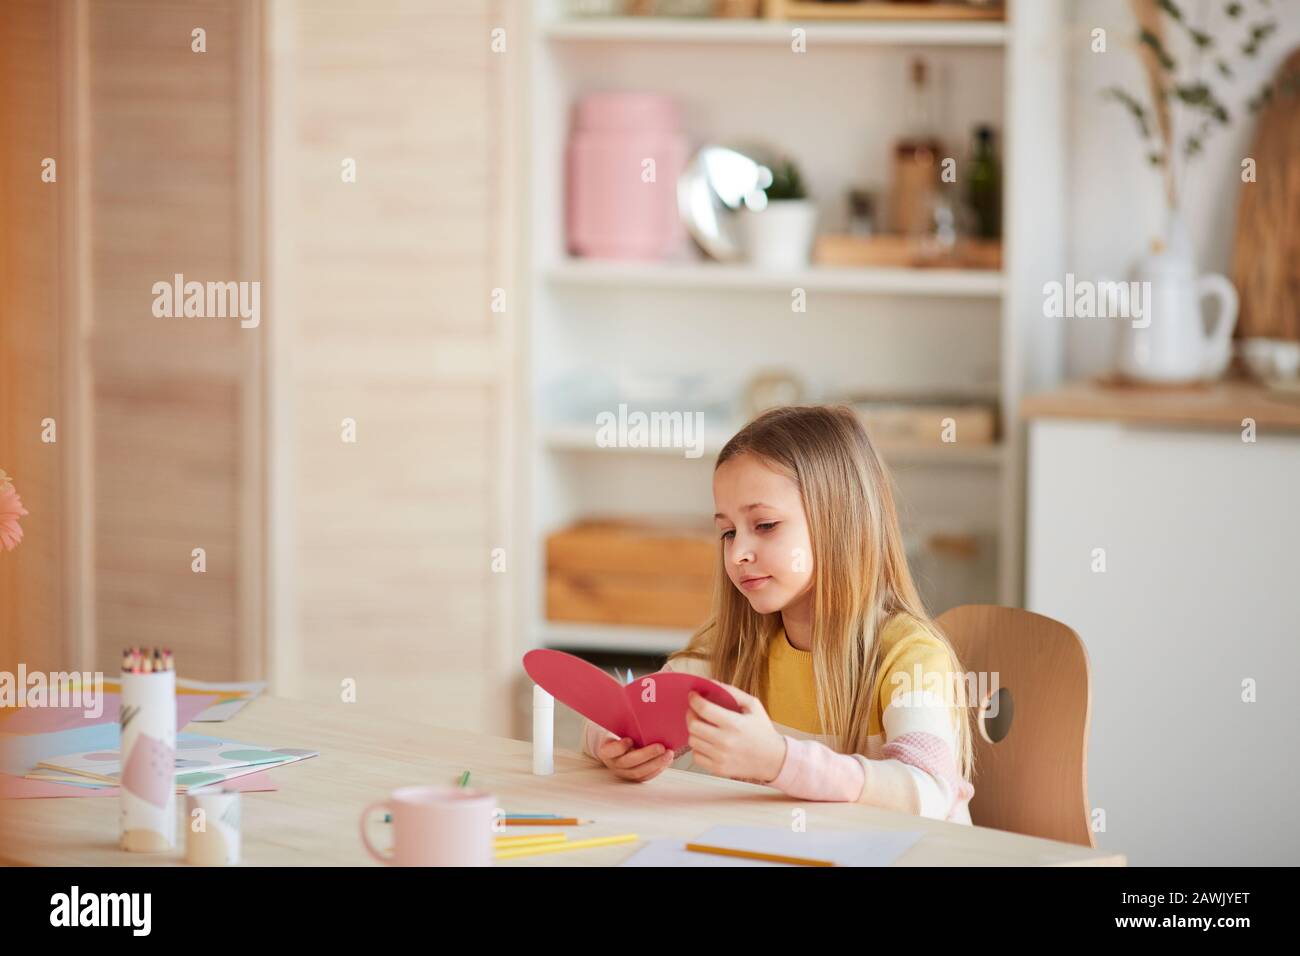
(894, 58, 943, 237)
(967, 124, 1002, 240)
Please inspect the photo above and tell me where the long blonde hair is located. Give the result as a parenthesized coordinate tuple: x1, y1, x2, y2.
(669, 404, 974, 782)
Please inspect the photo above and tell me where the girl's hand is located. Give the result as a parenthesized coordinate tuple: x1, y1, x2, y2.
(594, 735, 675, 783)
(686, 685, 788, 785)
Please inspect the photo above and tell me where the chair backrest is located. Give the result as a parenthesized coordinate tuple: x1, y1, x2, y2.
(934, 604, 1094, 847)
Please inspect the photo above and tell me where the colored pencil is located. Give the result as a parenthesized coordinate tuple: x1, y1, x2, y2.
(123, 647, 174, 676)
(685, 842, 834, 867)
(493, 833, 637, 860)
(500, 817, 591, 826)
(493, 833, 567, 848)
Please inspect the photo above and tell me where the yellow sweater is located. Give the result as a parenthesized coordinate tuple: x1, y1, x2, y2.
(758, 613, 973, 822)
(765, 612, 965, 741)
(579, 611, 975, 823)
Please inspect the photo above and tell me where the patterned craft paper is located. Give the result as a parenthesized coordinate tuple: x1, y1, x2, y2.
(0, 694, 218, 779)
(0, 678, 262, 733)
(0, 768, 279, 799)
(175, 678, 267, 722)
(35, 732, 318, 786)
(24, 759, 289, 793)
(0, 691, 219, 735)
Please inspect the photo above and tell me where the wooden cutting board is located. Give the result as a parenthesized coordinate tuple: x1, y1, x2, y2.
(1231, 47, 1300, 342)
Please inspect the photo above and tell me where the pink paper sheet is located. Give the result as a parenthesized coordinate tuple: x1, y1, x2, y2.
(0, 768, 280, 800)
(0, 692, 219, 735)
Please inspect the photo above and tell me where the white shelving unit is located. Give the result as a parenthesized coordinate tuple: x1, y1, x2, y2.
(543, 421, 1006, 466)
(547, 259, 1005, 296)
(542, 16, 1010, 47)
(541, 621, 694, 656)
(522, 0, 1067, 658)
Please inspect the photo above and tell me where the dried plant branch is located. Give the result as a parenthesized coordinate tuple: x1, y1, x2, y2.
(1106, 0, 1278, 210)
(1130, 0, 1177, 206)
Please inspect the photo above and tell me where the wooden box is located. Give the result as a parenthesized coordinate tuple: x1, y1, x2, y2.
(762, 1, 1004, 21)
(815, 234, 1003, 271)
(849, 397, 998, 446)
(546, 520, 718, 630)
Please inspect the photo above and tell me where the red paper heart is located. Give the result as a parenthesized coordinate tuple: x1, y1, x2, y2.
(524, 648, 740, 752)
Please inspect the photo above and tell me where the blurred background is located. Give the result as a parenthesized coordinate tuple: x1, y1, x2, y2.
(2, 0, 1297, 865)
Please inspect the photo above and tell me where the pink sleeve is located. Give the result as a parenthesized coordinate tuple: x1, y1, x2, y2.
(580, 719, 619, 761)
(766, 735, 867, 802)
(882, 732, 975, 811)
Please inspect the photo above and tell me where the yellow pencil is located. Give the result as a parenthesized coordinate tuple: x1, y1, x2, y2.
(500, 817, 592, 826)
(684, 842, 834, 867)
(493, 833, 638, 860)
(494, 833, 567, 848)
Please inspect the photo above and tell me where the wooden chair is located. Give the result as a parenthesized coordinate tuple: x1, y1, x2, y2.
(934, 604, 1095, 847)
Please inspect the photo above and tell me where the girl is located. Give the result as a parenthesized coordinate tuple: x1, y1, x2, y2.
(580, 404, 976, 824)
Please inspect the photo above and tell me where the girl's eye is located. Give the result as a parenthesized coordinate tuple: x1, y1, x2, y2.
(720, 529, 735, 541)
(756, 522, 778, 532)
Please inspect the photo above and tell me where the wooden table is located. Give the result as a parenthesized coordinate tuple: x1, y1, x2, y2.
(1, 696, 1125, 866)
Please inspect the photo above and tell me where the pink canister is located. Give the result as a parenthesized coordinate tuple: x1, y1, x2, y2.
(566, 91, 688, 260)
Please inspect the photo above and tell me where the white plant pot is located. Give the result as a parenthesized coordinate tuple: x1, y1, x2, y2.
(742, 200, 817, 269)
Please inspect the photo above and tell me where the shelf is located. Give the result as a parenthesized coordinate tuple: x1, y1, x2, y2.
(544, 423, 1004, 466)
(766, 1, 1004, 22)
(531, 1, 1069, 611)
(545, 422, 722, 458)
(540, 622, 693, 656)
(878, 443, 1005, 467)
(542, 17, 1008, 48)
(546, 259, 1004, 297)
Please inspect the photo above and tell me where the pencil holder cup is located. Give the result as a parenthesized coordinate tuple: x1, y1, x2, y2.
(360, 785, 496, 866)
(186, 789, 241, 866)
(119, 669, 177, 852)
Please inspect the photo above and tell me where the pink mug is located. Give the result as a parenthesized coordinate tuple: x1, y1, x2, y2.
(359, 785, 497, 866)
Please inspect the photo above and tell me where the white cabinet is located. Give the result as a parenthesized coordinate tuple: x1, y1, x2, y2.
(1025, 415, 1300, 865)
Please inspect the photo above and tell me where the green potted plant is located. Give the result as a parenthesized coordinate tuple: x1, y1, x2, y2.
(742, 155, 816, 269)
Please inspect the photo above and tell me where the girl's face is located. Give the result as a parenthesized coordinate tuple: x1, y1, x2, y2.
(712, 452, 814, 616)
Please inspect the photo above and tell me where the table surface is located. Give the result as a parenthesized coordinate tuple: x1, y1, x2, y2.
(1, 696, 1125, 866)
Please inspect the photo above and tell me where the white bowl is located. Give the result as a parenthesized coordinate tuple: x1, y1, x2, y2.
(1273, 341, 1300, 378)
(1241, 338, 1284, 380)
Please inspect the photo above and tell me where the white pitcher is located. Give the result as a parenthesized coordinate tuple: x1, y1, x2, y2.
(1116, 213, 1238, 384)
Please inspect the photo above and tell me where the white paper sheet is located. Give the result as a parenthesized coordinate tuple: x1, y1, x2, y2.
(619, 825, 924, 867)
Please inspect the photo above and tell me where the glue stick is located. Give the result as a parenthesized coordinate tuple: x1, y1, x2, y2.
(532, 684, 554, 776)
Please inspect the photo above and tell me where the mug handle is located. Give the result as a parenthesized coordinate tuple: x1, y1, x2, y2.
(359, 801, 395, 864)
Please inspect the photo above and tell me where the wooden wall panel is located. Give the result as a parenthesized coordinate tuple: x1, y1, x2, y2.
(270, 0, 516, 733)
(86, 0, 261, 680)
(0, 0, 70, 673)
